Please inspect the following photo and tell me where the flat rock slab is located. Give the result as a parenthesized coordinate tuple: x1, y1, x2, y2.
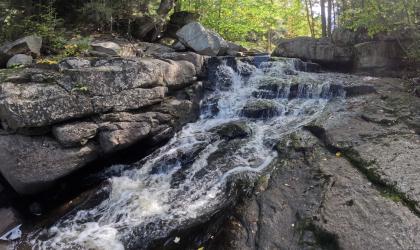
(317, 143, 420, 249)
(208, 131, 420, 250)
(307, 76, 420, 211)
(0, 55, 205, 130)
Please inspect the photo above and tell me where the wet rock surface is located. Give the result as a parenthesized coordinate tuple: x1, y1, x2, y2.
(198, 74, 420, 250)
(2, 53, 420, 250)
(242, 99, 280, 119)
(211, 121, 252, 140)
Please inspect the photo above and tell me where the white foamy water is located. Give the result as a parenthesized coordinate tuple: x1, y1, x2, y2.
(31, 57, 338, 250)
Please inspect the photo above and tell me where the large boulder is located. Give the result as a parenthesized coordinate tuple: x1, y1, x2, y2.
(0, 57, 202, 130)
(166, 11, 200, 38)
(0, 80, 167, 130)
(6, 54, 33, 68)
(176, 22, 229, 56)
(0, 134, 99, 194)
(158, 52, 205, 75)
(0, 56, 205, 194)
(0, 35, 42, 67)
(272, 37, 353, 67)
(354, 41, 404, 75)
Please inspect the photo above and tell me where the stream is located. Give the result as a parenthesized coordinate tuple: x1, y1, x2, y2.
(28, 57, 343, 249)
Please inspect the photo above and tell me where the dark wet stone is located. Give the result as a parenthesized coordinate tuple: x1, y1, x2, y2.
(211, 121, 252, 140)
(344, 85, 376, 97)
(242, 100, 280, 119)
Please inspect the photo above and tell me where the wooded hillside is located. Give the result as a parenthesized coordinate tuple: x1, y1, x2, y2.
(1, 0, 419, 55)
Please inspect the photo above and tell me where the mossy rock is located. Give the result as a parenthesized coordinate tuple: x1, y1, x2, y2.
(212, 121, 252, 140)
(242, 99, 280, 119)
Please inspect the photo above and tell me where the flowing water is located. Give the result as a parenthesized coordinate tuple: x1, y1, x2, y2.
(29, 57, 343, 250)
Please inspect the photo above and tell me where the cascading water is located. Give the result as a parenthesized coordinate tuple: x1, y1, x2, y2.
(29, 57, 343, 250)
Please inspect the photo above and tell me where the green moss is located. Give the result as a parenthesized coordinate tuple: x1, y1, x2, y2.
(381, 190, 402, 203)
(255, 174, 270, 192)
(342, 148, 420, 214)
(0, 68, 24, 82)
(71, 83, 89, 93)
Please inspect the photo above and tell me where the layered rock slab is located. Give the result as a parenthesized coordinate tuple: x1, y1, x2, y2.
(0, 55, 204, 194)
(207, 130, 420, 250)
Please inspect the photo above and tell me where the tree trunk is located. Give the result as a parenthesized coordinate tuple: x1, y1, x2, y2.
(321, 0, 327, 37)
(327, 0, 332, 37)
(304, 0, 315, 37)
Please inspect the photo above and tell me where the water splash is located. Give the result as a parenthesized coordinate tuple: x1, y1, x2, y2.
(31, 58, 339, 249)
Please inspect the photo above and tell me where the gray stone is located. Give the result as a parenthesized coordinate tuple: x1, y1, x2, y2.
(91, 86, 167, 113)
(242, 99, 280, 119)
(136, 42, 175, 56)
(209, 127, 420, 250)
(158, 52, 205, 75)
(0, 56, 205, 129)
(272, 37, 353, 66)
(58, 57, 91, 71)
(53, 122, 99, 147)
(354, 41, 404, 74)
(152, 98, 200, 130)
(167, 11, 201, 38)
(0, 135, 98, 194)
(99, 121, 152, 153)
(0, 35, 42, 67)
(157, 60, 197, 89)
(0, 82, 95, 129)
(6, 54, 33, 68)
(90, 41, 121, 56)
(176, 22, 229, 56)
(172, 41, 186, 51)
(226, 41, 247, 56)
(212, 121, 252, 140)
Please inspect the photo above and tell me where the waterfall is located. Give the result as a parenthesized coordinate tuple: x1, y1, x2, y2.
(30, 58, 340, 250)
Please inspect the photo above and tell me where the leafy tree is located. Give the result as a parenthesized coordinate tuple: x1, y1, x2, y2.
(178, 0, 318, 50)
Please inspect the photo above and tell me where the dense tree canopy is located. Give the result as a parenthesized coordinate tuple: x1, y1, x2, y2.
(177, 0, 318, 49)
(0, 0, 419, 53)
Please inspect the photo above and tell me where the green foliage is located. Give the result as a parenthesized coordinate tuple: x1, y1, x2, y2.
(77, 0, 163, 31)
(178, 0, 318, 51)
(24, 1, 65, 51)
(8, 64, 25, 69)
(62, 36, 92, 57)
(0, 0, 65, 51)
(340, 0, 420, 61)
(0, 4, 27, 42)
(72, 83, 89, 94)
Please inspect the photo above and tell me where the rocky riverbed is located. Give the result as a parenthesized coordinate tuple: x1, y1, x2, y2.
(0, 51, 419, 250)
